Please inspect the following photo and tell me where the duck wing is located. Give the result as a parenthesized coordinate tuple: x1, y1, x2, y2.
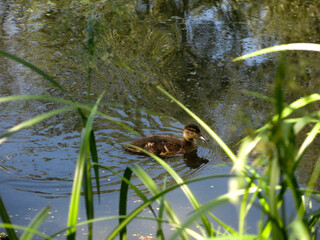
(151, 136, 184, 156)
(124, 135, 183, 156)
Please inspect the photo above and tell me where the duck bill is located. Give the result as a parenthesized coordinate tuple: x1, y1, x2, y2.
(198, 135, 207, 141)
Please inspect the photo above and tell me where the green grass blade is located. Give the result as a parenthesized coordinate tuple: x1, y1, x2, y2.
(169, 186, 258, 240)
(97, 163, 165, 239)
(0, 106, 76, 144)
(67, 128, 88, 240)
(0, 223, 55, 240)
(85, 13, 95, 104)
(51, 215, 125, 238)
(205, 235, 258, 240)
(307, 155, 320, 192)
(0, 95, 139, 135)
(308, 208, 320, 231)
(54, 215, 173, 239)
(155, 86, 268, 237)
(130, 165, 184, 224)
(295, 122, 320, 164)
(289, 219, 310, 240)
(106, 173, 232, 240)
(238, 178, 260, 237)
(244, 94, 320, 143)
(242, 90, 276, 103)
(106, 188, 165, 240)
(0, 95, 59, 103)
(0, 195, 18, 240)
(130, 164, 190, 240)
(89, 131, 100, 199)
(301, 154, 320, 233)
(67, 95, 102, 240)
(207, 212, 237, 235)
(233, 43, 320, 61)
(110, 56, 134, 72)
(157, 86, 237, 164)
(96, 164, 151, 209)
(269, 156, 283, 238)
(20, 206, 50, 240)
(232, 136, 260, 174)
(83, 156, 94, 240)
(272, 94, 320, 123)
(0, 50, 70, 97)
(156, 178, 166, 240)
(130, 145, 214, 237)
(97, 163, 159, 218)
(119, 167, 132, 240)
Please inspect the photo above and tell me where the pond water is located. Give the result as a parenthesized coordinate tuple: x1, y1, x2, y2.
(0, 0, 320, 239)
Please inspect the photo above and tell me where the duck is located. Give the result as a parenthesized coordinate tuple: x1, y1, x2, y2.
(124, 124, 206, 156)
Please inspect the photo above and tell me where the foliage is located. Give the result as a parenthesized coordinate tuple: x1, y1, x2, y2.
(233, 43, 320, 61)
(0, 12, 320, 240)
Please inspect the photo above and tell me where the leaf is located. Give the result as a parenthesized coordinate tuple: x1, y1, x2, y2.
(89, 130, 100, 198)
(130, 145, 214, 237)
(295, 122, 320, 164)
(67, 95, 102, 240)
(20, 206, 50, 240)
(157, 86, 237, 164)
(0, 95, 139, 135)
(233, 43, 320, 61)
(0, 106, 76, 144)
(0, 50, 70, 97)
(106, 173, 232, 240)
(119, 167, 132, 240)
(131, 163, 191, 240)
(170, 186, 258, 240)
(0, 195, 18, 240)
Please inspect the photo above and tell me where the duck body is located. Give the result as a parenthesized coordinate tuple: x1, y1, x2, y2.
(124, 124, 206, 156)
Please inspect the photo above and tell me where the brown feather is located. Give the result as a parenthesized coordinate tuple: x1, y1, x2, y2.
(124, 124, 206, 156)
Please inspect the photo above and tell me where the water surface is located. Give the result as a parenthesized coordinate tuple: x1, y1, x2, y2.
(0, 0, 319, 238)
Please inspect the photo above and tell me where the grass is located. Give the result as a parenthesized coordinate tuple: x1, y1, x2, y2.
(0, 14, 319, 239)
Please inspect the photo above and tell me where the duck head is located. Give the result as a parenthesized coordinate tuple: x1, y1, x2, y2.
(183, 124, 206, 141)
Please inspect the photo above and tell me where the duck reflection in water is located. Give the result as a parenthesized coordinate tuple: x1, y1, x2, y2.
(183, 149, 209, 169)
(124, 124, 209, 168)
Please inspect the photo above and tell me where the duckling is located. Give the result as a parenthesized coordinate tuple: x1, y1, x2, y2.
(124, 124, 206, 156)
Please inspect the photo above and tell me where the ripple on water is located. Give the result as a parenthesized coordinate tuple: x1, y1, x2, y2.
(1, 105, 217, 200)
(95, 115, 217, 194)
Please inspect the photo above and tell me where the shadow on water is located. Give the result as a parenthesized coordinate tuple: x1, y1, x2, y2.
(183, 149, 209, 169)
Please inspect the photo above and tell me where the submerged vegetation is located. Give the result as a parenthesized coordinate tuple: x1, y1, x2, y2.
(1, 6, 320, 240)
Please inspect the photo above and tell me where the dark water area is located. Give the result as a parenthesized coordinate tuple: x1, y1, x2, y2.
(0, 0, 320, 239)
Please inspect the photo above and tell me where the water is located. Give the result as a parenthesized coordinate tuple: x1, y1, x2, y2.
(0, 0, 319, 239)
